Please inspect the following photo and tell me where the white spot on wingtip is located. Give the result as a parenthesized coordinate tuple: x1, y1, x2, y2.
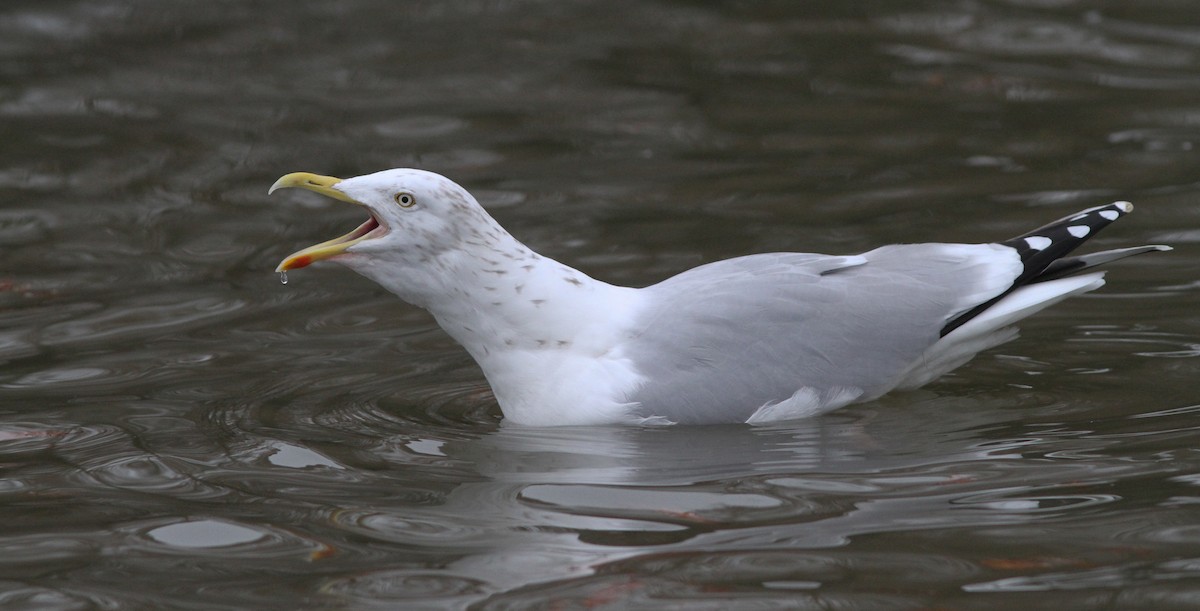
(1099, 210, 1119, 221)
(1067, 225, 1090, 238)
(1024, 236, 1052, 250)
(1114, 201, 1133, 212)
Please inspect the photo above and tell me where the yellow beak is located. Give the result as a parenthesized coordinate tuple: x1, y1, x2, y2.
(270, 172, 377, 272)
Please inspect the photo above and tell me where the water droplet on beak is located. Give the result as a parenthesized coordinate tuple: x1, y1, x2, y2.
(279, 271, 288, 285)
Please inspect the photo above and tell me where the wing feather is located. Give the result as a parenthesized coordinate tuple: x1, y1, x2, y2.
(623, 246, 1022, 423)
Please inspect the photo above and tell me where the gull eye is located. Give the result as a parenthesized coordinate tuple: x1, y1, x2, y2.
(394, 192, 416, 208)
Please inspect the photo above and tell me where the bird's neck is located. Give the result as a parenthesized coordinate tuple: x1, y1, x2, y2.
(347, 225, 648, 424)
(358, 230, 638, 359)
(432, 245, 633, 358)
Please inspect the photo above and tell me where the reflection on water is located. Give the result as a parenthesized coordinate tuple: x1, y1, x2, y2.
(2, 0, 1200, 608)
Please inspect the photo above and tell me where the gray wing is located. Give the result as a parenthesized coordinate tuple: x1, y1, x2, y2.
(622, 245, 1020, 424)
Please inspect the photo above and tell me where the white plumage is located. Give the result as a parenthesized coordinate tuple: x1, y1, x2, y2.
(271, 169, 1168, 426)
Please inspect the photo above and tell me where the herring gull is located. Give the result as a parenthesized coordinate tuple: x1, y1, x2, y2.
(270, 169, 1168, 426)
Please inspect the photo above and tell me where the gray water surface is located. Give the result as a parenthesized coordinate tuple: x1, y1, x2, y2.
(3, 1, 1199, 609)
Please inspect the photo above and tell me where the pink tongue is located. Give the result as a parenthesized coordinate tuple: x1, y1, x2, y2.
(350, 216, 379, 239)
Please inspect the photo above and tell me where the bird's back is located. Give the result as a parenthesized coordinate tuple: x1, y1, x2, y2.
(622, 245, 1022, 424)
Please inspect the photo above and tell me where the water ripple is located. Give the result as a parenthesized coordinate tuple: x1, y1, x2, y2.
(115, 516, 327, 560)
(964, 556, 1200, 593)
(953, 492, 1121, 516)
(329, 509, 492, 547)
(36, 295, 249, 349)
(320, 569, 489, 607)
(2, 0, 1199, 609)
(0, 583, 113, 611)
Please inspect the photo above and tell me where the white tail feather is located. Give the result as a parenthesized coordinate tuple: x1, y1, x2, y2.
(894, 272, 1107, 390)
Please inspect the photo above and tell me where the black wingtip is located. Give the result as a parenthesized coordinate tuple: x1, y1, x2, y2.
(1000, 201, 1134, 285)
(939, 201, 1156, 337)
(1034, 243, 1170, 283)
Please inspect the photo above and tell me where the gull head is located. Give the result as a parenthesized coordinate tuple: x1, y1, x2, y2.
(270, 168, 503, 274)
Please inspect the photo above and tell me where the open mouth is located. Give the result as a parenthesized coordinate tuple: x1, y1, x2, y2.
(344, 215, 385, 243)
(276, 214, 388, 272)
(270, 171, 390, 272)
